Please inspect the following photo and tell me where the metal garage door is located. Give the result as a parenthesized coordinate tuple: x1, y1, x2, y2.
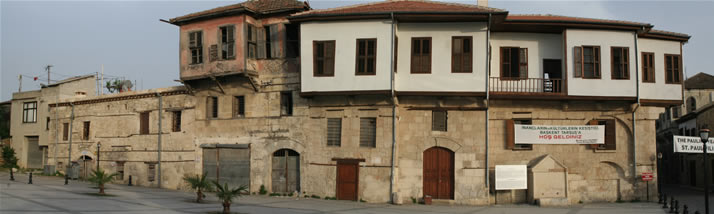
(26, 136, 42, 169)
(202, 144, 250, 189)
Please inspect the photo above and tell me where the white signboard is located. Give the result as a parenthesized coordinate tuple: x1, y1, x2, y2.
(673, 135, 714, 153)
(495, 165, 527, 190)
(515, 125, 605, 145)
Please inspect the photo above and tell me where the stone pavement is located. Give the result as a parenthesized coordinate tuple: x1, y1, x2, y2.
(661, 184, 714, 214)
(0, 171, 668, 214)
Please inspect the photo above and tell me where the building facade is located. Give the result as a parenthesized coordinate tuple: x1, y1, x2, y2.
(30, 0, 691, 206)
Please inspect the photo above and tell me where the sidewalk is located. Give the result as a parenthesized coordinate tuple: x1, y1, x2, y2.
(661, 184, 714, 214)
(0, 171, 668, 214)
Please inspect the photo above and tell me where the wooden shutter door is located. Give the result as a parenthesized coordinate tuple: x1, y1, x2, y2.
(437, 148, 454, 199)
(227, 26, 235, 58)
(423, 148, 438, 198)
(257, 27, 266, 59)
(588, 120, 599, 149)
(270, 25, 282, 58)
(325, 41, 335, 76)
(574, 47, 582, 77)
(506, 119, 515, 149)
(605, 119, 616, 150)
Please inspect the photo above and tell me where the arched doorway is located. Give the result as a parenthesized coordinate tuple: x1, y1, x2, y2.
(423, 147, 454, 199)
(78, 155, 93, 180)
(271, 149, 300, 193)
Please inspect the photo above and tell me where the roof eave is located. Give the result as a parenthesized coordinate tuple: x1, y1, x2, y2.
(168, 8, 252, 26)
(288, 11, 508, 22)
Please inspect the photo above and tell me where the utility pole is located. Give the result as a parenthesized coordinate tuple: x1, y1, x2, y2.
(156, 92, 163, 188)
(45, 65, 53, 84)
(18, 75, 22, 92)
(101, 65, 104, 95)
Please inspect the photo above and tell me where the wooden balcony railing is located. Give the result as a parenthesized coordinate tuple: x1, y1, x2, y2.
(489, 77, 563, 94)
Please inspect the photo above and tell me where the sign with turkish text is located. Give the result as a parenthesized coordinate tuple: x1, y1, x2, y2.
(673, 135, 714, 153)
(515, 125, 605, 145)
(495, 165, 527, 190)
(641, 172, 653, 181)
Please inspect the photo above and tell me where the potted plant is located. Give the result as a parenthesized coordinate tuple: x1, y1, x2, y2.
(182, 174, 213, 203)
(212, 181, 248, 214)
(87, 168, 118, 195)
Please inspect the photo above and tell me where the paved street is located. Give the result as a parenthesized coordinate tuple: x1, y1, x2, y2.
(0, 171, 669, 214)
(661, 184, 714, 214)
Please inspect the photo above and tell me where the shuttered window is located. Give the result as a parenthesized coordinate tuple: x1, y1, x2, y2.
(611, 47, 630, 79)
(665, 54, 682, 84)
(247, 25, 257, 58)
(642, 52, 655, 83)
(207, 97, 218, 119)
(506, 119, 533, 150)
(172, 111, 181, 132)
(140, 112, 149, 135)
(588, 119, 616, 150)
(264, 24, 282, 59)
(234, 96, 245, 117)
(147, 163, 156, 182)
(313, 41, 335, 76)
(411, 37, 431, 73)
(83, 121, 90, 140)
(189, 31, 203, 64)
(356, 38, 377, 75)
(359, 118, 377, 148)
(63, 123, 69, 141)
(327, 118, 342, 147)
(452, 36, 472, 73)
(219, 25, 235, 60)
(432, 110, 447, 132)
(574, 46, 600, 78)
(500, 47, 528, 79)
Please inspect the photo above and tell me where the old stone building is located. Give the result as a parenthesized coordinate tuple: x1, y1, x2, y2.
(29, 0, 691, 207)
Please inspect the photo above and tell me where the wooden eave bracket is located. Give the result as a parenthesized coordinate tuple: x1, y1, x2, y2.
(244, 72, 259, 92)
(177, 80, 195, 95)
(209, 75, 226, 94)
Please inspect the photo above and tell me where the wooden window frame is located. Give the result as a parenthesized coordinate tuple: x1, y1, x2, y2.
(62, 123, 69, 141)
(664, 54, 682, 84)
(610, 47, 630, 80)
(172, 111, 182, 132)
(22, 101, 37, 123)
(588, 119, 616, 150)
(82, 121, 90, 140)
(574, 45, 601, 79)
(451, 36, 473, 73)
(219, 25, 235, 60)
(207, 96, 218, 119)
(355, 38, 377, 76)
(410, 37, 432, 74)
(506, 119, 533, 150)
(432, 110, 447, 132)
(499, 47, 528, 80)
(280, 91, 293, 116)
(247, 24, 257, 59)
(642, 52, 655, 83)
(188, 31, 203, 65)
(359, 117, 377, 148)
(234, 96, 245, 118)
(326, 118, 342, 147)
(313, 40, 336, 77)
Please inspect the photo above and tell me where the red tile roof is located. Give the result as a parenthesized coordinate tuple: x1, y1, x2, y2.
(506, 14, 652, 27)
(646, 29, 691, 39)
(169, 0, 307, 25)
(290, 0, 505, 18)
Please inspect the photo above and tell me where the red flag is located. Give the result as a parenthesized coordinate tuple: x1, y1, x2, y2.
(33, 77, 38, 81)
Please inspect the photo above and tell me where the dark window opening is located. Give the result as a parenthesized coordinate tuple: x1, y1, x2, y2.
(116, 162, 125, 180)
(189, 31, 203, 64)
(63, 123, 69, 141)
(356, 38, 377, 75)
(280, 92, 293, 116)
(83, 121, 90, 140)
(219, 26, 235, 60)
(46, 117, 50, 130)
(234, 96, 245, 117)
(172, 111, 181, 132)
(140, 112, 149, 135)
(432, 110, 447, 132)
(611, 47, 629, 79)
(147, 163, 156, 182)
(360, 117, 377, 148)
(313, 41, 335, 76)
(327, 118, 342, 147)
(247, 25, 257, 58)
(665, 54, 682, 84)
(500, 47, 528, 79)
(286, 24, 300, 58)
(208, 97, 218, 119)
(264, 26, 272, 59)
(590, 119, 616, 150)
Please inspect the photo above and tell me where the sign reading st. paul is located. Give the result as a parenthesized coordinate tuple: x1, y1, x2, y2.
(673, 135, 714, 153)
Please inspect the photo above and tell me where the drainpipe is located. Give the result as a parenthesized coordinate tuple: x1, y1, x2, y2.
(388, 12, 397, 204)
(64, 103, 74, 185)
(54, 92, 59, 173)
(156, 92, 163, 189)
(632, 29, 642, 190)
(484, 13, 492, 191)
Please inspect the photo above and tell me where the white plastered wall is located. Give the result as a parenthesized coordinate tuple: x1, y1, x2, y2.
(489, 32, 563, 78)
(300, 20, 392, 92)
(638, 38, 683, 101)
(566, 29, 637, 97)
(395, 22, 487, 92)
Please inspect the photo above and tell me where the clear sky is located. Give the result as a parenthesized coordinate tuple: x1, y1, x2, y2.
(2, 0, 712, 101)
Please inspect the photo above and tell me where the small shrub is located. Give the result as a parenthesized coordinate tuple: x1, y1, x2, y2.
(359, 199, 366, 203)
(578, 200, 583, 204)
(615, 199, 624, 203)
(269, 193, 281, 197)
(311, 195, 320, 199)
(288, 192, 294, 197)
(630, 199, 641, 203)
(411, 197, 417, 204)
(259, 185, 268, 195)
(324, 196, 330, 200)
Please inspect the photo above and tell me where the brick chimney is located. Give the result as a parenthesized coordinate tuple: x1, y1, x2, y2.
(478, 0, 488, 7)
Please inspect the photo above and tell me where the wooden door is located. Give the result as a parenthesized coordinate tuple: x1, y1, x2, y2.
(423, 147, 454, 199)
(336, 161, 358, 201)
(272, 149, 300, 193)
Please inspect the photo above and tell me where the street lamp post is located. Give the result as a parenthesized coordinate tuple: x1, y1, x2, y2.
(96, 142, 101, 172)
(658, 152, 663, 196)
(701, 128, 711, 214)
